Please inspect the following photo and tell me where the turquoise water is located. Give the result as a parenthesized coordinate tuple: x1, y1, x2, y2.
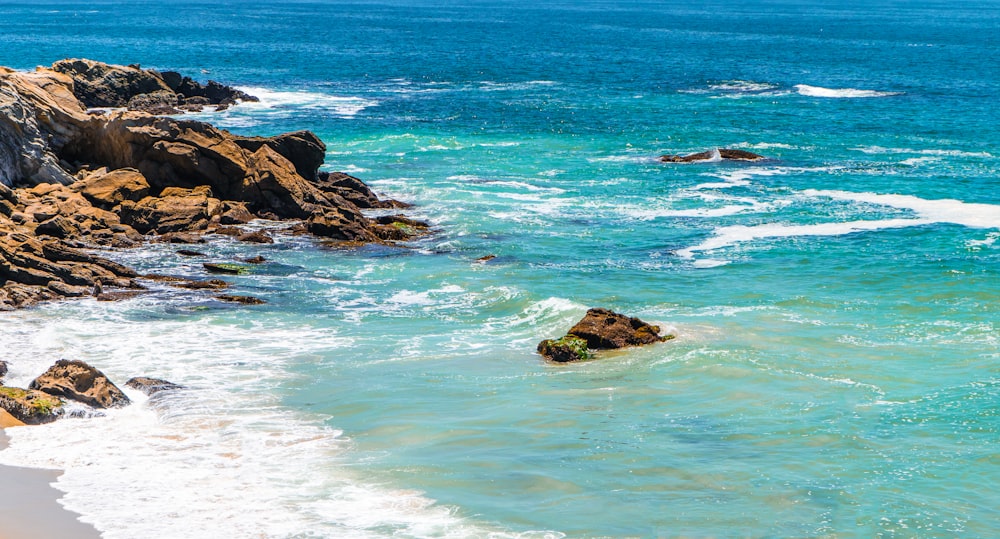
(1, 1, 999, 537)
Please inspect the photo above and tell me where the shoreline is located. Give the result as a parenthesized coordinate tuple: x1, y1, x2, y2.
(0, 427, 102, 539)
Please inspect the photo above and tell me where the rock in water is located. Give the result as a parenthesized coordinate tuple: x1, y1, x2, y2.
(568, 308, 668, 349)
(0, 386, 65, 424)
(660, 148, 766, 163)
(29, 359, 131, 408)
(537, 308, 672, 362)
(536, 335, 592, 363)
(125, 377, 183, 396)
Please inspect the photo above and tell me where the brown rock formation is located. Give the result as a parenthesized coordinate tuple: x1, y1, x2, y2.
(29, 359, 131, 408)
(0, 59, 423, 310)
(537, 308, 673, 362)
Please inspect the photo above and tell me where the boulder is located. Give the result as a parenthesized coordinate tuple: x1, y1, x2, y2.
(568, 308, 669, 349)
(537, 308, 672, 362)
(71, 167, 150, 209)
(237, 230, 273, 243)
(0, 360, 7, 380)
(125, 377, 183, 396)
(660, 148, 766, 163)
(219, 201, 254, 224)
(29, 359, 130, 408)
(0, 386, 65, 424)
(118, 186, 221, 233)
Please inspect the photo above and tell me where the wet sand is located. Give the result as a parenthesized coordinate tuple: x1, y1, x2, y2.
(0, 422, 102, 539)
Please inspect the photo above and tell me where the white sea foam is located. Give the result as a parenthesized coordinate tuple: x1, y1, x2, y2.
(677, 218, 928, 259)
(708, 80, 780, 93)
(0, 309, 530, 539)
(803, 190, 1000, 229)
(794, 84, 901, 98)
(678, 190, 1000, 262)
(235, 86, 378, 118)
(851, 146, 994, 158)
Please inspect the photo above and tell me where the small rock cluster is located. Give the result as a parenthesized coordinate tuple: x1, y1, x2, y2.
(0, 358, 180, 425)
(537, 308, 674, 362)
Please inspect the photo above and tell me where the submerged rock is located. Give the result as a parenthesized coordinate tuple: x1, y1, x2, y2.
(125, 377, 183, 396)
(29, 359, 131, 408)
(537, 308, 673, 362)
(215, 294, 266, 305)
(660, 148, 766, 163)
(0, 386, 65, 424)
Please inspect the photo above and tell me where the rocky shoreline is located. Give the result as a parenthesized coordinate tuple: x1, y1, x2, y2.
(1, 58, 427, 311)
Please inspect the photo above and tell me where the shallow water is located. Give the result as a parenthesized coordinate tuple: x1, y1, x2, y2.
(1, 0, 999, 537)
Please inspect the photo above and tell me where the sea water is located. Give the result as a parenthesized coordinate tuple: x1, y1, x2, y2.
(1, 1, 999, 537)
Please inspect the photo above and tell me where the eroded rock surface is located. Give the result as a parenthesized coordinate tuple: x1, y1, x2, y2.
(29, 359, 131, 408)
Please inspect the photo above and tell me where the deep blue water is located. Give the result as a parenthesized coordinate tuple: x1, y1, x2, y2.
(1, 1, 999, 537)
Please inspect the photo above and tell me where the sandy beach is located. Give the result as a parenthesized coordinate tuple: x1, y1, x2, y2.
(0, 417, 102, 539)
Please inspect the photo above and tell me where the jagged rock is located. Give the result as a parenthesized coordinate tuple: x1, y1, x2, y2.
(125, 377, 183, 396)
(29, 359, 130, 408)
(215, 294, 266, 305)
(219, 201, 254, 224)
(0, 229, 138, 306)
(52, 59, 173, 108)
(234, 130, 326, 181)
(176, 249, 205, 257)
(71, 167, 150, 209)
(537, 308, 672, 362)
(0, 360, 7, 380)
(153, 231, 205, 244)
(314, 172, 410, 209)
(660, 148, 766, 163)
(0, 386, 65, 424)
(119, 186, 221, 233)
(307, 209, 375, 241)
(243, 255, 266, 264)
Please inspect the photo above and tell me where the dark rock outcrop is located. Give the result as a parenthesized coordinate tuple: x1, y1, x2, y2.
(0, 386, 65, 424)
(537, 308, 673, 362)
(660, 148, 766, 163)
(125, 376, 183, 396)
(216, 294, 266, 305)
(51, 58, 258, 112)
(0, 360, 7, 380)
(29, 359, 131, 408)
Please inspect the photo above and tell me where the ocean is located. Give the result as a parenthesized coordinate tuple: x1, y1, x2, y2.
(1, 0, 999, 537)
